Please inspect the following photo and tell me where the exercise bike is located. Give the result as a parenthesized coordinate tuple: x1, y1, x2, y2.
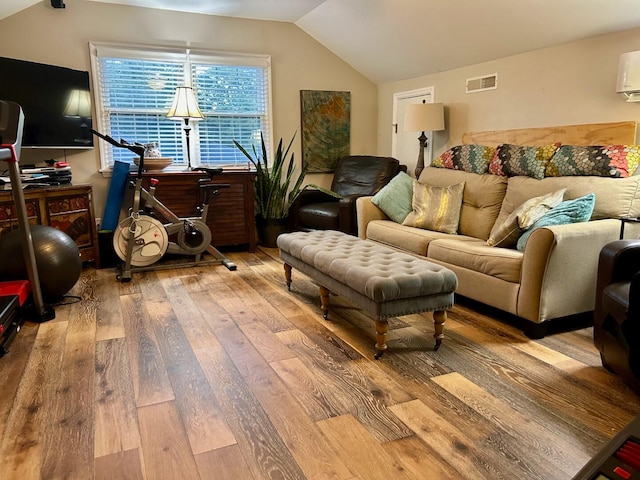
(92, 129, 237, 281)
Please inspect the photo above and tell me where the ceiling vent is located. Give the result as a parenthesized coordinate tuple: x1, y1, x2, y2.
(466, 74, 498, 93)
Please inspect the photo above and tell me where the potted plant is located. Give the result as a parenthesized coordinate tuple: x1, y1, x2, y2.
(233, 132, 338, 247)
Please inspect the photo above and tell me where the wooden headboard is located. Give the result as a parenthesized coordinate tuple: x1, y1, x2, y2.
(461, 121, 637, 147)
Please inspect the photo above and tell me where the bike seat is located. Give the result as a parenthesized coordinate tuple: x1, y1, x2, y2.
(193, 167, 223, 179)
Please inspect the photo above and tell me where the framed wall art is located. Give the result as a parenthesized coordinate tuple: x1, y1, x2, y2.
(300, 90, 351, 172)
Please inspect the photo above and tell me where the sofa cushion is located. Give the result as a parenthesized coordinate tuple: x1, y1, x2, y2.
(494, 175, 640, 227)
(431, 144, 495, 174)
(428, 238, 523, 284)
(486, 188, 566, 248)
(366, 219, 478, 256)
(488, 143, 559, 179)
(371, 170, 414, 223)
(418, 167, 508, 240)
(403, 182, 465, 234)
(516, 193, 596, 251)
(546, 145, 640, 177)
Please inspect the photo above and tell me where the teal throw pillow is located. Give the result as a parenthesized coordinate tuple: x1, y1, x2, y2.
(516, 193, 595, 251)
(371, 171, 414, 223)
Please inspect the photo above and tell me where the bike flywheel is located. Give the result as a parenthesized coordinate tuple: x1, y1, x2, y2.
(113, 215, 169, 267)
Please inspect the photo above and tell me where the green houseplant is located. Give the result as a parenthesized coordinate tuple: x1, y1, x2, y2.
(233, 132, 338, 247)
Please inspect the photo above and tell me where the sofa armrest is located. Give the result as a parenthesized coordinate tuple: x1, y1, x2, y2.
(356, 196, 389, 239)
(518, 219, 622, 323)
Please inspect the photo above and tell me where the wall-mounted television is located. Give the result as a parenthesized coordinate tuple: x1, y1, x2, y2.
(0, 56, 93, 149)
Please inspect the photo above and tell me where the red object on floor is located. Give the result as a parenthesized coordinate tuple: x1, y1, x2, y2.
(0, 280, 31, 306)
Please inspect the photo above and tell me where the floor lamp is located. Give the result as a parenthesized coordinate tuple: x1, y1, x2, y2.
(403, 102, 445, 178)
(167, 86, 204, 170)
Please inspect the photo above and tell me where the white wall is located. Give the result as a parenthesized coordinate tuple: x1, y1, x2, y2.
(378, 27, 640, 171)
(0, 1, 378, 214)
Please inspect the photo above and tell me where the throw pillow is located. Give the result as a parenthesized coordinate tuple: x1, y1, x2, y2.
(402, 181, 465, 234)
(488, 143, 560, 179)
(545, 145, 640, 177)
(431, 145, 495, 174)
(371, 171, 414, 223)
(516, 193, 596, 251)
(486, 188, 566, 248)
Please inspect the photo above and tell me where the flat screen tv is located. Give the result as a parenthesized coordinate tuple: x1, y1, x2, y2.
(0, 56, 93, 149)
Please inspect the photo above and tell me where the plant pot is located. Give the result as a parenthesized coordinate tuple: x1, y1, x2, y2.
(256, 216, 288, 248)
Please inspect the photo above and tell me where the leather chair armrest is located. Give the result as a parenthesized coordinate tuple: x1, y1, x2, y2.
(337, 194, 362, 234)
(596, 239, 640, 328)
(629, 271, 640, 320)
(599, 240, 640, 286)
(295, 189, 339, 206)
(288, 188, 340, 231)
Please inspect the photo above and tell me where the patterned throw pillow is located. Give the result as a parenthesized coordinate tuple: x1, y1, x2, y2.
(516, 193, 596, 251)
(486, 188, 566, 248)
(488, 143, 559, 179)
(371, 171, 414, 223)
(402, 182, 465, 234)
(545, 145, 640, 177)
(431, 145, 495, 174)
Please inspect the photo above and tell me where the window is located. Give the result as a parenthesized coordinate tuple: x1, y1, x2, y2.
(89, 43, 272, 171)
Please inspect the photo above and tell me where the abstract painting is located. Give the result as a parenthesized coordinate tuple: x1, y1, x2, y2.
(300, 90, 351, 172)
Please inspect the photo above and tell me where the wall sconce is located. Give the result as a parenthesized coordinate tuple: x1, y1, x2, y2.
(403, 101, 445, 178)
(167, 86, 204, 170)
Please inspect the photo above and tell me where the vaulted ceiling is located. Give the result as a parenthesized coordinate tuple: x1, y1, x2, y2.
(4, 0, 640, 83)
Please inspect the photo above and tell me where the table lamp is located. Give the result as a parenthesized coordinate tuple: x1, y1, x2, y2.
(403, 101, 445, 178)
(167, 86, 204, 170)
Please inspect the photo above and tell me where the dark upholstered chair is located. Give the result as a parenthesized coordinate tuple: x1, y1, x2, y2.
(288, 155, 403, 235)
(595, 239, 640, 393)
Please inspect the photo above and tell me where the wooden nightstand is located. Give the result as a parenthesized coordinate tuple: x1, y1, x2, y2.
(0, 184, 99, 266)
(131, 170, 257, 252)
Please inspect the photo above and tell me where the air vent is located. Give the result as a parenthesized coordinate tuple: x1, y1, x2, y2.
(466, 74, 498, 93)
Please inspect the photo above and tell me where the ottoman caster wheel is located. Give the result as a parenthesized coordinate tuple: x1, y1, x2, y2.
(434, 339, 442, 351)
(374, 351, 384, 360)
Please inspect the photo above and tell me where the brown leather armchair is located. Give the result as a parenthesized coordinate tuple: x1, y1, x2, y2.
(595, 239, 640, 393)
(288, 155, 403, 235)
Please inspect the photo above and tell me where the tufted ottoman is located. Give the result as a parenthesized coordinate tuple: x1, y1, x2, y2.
(277, 230, 458, 358)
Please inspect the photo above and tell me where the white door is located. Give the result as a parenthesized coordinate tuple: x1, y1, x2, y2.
(392, 87, 435, 178)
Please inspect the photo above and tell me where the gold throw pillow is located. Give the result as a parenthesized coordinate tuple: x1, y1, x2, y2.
(402, 182, 465, 234)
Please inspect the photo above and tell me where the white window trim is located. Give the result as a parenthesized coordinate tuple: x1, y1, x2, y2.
(89, 41, 273, 174)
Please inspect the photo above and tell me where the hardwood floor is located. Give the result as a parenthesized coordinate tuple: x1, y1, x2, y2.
(1, 247, 639, 479)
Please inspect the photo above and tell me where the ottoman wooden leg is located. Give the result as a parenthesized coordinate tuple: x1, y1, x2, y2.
(283, 263, 292, 290)
(433, 309, 446, 351)
(319, 285, 330, 319)
(374, 319, 388, 360)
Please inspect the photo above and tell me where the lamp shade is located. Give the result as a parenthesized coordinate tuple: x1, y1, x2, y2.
(403, 102, 444, 132)
(167, 86, 204, 120)
(64, 89, 91, 118)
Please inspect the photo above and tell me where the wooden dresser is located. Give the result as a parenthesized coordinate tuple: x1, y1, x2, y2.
(133, 170, 257, 252)
(0, 184, 99, 266)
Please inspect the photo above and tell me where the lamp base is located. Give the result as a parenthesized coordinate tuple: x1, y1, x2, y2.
(184, 122, 193, 170)
(415, 131, 428, 179)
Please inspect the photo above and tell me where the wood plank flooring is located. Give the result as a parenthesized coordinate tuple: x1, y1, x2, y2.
(1, 247, 639, 479)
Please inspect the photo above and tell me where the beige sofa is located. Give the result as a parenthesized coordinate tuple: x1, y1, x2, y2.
(356, 166, 640, 337)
